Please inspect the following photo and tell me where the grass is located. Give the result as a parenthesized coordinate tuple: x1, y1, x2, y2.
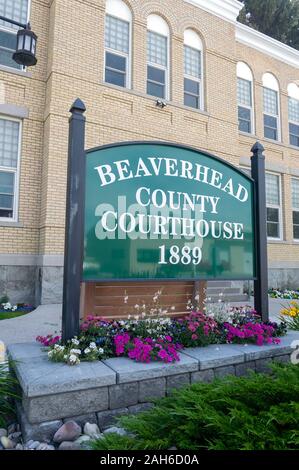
(0, 310, 30, 321)
(90, 363, 299, 451)
(0, 362, 19, 427)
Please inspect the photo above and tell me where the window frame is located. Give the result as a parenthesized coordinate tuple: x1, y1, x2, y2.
(146, 29, 169, 101)
(0, 115, 22, 223)
(237, 77, 254, 135)
(288, 97, 299, 148)
(291, 177, 299, 242)
(266, 171, 283, 241)
(103, 13, 132, 89)
(263, 86, 281, 142)
(183, 45, 202, 110)
(0, 0, 31, 71)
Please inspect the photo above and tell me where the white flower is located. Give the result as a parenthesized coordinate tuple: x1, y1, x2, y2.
(48, 350, 53, 357)
(70, 348, 81, 355)
(124, 296, 128, 304)
(54, 344, 65, 351)
(89, 342, 97, 349)
(71, 338, 80, 346)
(134, 304, 139, 309)
(98, 348, 104, 354)
(84, 348, 91, 354)
(69, 354, 78, 363)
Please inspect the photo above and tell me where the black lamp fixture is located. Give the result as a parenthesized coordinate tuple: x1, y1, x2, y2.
(13, 24, 37, 67)
(0, 15, 37, 67)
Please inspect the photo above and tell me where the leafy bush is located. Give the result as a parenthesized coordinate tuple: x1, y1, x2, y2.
(91, 363, 299, 451)
(0, 362, 19, 427)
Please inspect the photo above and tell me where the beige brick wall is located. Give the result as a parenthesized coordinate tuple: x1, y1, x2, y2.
(1, 0, 299, 266)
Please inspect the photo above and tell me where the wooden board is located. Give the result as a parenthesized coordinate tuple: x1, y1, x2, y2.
(82, 281, 207, 320)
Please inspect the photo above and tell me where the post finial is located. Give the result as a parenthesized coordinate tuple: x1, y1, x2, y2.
(69, 98, 86, 114)
(251, 141, 265, 156)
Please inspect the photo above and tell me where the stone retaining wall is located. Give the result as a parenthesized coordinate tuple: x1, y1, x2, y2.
(8, 332, 299, 442)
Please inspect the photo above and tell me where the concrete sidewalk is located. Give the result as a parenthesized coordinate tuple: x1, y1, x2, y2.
(0, 297, 290, 348)
(0, 304, 62, 347)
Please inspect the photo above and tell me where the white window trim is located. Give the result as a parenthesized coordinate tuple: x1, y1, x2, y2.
(263, 86, 281, 142)
(266, 171, 283, 241)
(237, 77, 255, 135)
(0, 0, 31, 72)
(103, 13, 132, 89)
(291, 177, 299, 242)
(288, 97, 299, 147)
(0, 115, 22, 223)
(184, 46, 203, 111)
(147, 29, 170, 101)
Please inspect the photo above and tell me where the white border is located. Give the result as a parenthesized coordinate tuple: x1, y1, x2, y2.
(184, 0, 243, 24)
(266, 171, 283, 241)
(0, 115, 22, 223)
(291, 176, 299, 242)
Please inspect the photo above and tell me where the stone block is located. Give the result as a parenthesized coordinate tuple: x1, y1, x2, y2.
(103, 353, 198, 383)
(273, 354, 291, 364)
(109, 383, 138, 409)
(236, 332, 299, 361)
(191, 369, 215, 384)
(8, 343, 116, 397)
(63, 413, 97, 427)
(214, 365, 235, 379)
(183, 344, 244, 370)
(128, 403, 154, 414)
(23, 387, 109, 424)
(235, 361, 256, 377)
(139, 378, 166, 402)
(166, 373, 190, 394)
(17, 403, 62, 443)
(255, 358, 272, 374)
(97, 408, 128, 431)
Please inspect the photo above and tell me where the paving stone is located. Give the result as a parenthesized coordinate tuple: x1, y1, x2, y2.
(235, 361, 256, 377)
(109, 383, 138, 409)
(139, 378, 166, 402)
(22, 386, 109, 424)
(214, 365, 235, 379)
(235, 332, 299, 361)
(166, 373, 190, 394)
(8, 343, 116, 397)
(97, 408, 129, 431)
(17, 403, 62, 443)
(183, 344, 244, 370)
(191, 369, 215, 384)
(128, 403, 154, 414)
(104, 353, 198, 383)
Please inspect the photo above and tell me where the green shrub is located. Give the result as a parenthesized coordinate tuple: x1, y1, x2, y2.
(91, 363, 299, 451)
(0, 362, 19, 427)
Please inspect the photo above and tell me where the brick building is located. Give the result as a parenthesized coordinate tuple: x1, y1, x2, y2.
(0, 0, 299, 306)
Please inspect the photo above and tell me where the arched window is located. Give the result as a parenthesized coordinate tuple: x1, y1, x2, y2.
(146, 14, 169, 100)
(237, 62, 254, 134)
(288, 83, 299, 147)
(104, 0, 132, 88)
(262, 73, 280, 141)
(184, 29, 203, 110)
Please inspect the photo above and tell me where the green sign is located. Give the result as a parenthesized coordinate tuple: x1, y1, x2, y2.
(83, 142, 255, 281)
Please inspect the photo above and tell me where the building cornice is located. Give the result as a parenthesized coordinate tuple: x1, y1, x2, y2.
(236, 22, 299, 69)
(184, 0, 243, 24)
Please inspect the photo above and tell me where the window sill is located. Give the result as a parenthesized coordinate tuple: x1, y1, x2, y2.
(239, 131, 258, 139)
(289, 144, 299, 152)
(262, 137, 282, 146)
(99, 81, 210, 118)
(0, 64, 31, 78)
(0, 221, 23, 228)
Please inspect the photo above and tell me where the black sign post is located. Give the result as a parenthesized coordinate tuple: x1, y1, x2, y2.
(62, 98, 86, 342)
(251, 141, 269, 322)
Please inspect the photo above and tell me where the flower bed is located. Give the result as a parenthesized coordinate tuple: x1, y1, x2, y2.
(37, 306, 287, 366)
(280, 301, 299, 330)
(268, 288, 299, 299)
(0, 300, 34, 320)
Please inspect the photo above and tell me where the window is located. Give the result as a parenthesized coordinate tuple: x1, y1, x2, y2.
(237, 62, 253, 134)
(0, 0, 29, 70)
(147, 15, 169, 100)
(184, 30, 202, 110)
(0, 116, 21, 221)
(288, 83, 299, 148)
(104, 0, 131, 88)
(292, 178, 299, 240)
(266, 173, 281, 239)
(262, 73, 280, 141)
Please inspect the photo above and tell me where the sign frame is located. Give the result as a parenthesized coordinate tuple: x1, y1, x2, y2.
(61, 99, 269, 341)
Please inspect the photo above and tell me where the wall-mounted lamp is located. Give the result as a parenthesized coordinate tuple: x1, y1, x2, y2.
(156, 99, 167, 109)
